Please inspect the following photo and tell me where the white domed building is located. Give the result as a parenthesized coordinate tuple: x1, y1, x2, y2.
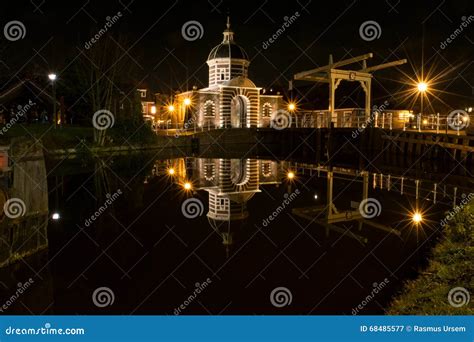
(174, 18, 283, 129)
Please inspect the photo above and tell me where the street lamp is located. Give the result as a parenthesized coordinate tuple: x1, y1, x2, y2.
(416, 82, 428, 132)
(417, 82, 427, 92)
(183, 181, 192, 190)
(48, 73, 58, 128)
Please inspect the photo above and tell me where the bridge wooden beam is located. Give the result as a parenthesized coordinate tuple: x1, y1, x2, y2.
(359, 59, 407, 73)
(294, 53, 373, 80)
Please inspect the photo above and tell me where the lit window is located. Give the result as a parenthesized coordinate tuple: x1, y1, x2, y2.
(262, 103, 272, 117)
(204, 100, 215, 117)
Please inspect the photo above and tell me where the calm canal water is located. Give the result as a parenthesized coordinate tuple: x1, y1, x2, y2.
(0, 151, 471, 315)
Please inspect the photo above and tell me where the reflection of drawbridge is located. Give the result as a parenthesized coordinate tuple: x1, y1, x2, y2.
(291, 166, 400, 244)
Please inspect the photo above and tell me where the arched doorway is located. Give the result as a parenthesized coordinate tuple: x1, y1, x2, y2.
(230, 95, 249, 128)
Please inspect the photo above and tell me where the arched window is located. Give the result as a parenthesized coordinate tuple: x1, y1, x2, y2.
(262, 103, 272, 117)
(261, 162, 272, 177)
(204, 100, 215, 117)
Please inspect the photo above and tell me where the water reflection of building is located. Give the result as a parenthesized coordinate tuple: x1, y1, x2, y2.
(161, 158, 281, 253)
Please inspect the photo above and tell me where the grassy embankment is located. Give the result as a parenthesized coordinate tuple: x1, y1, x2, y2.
(389, 202, 473, 314)
(0, 123, 157, 150)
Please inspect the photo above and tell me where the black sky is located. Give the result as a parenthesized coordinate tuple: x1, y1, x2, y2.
(1, 0, 473, 111)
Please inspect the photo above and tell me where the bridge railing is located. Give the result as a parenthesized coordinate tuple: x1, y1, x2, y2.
(153, 109, 471, 136)
(294, 110, 470, 135)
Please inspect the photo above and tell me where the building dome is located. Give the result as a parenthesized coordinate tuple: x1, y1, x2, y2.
(206, 17, 250, 87)
(224, 76, 256, 88)
(207, 42, 249, 61)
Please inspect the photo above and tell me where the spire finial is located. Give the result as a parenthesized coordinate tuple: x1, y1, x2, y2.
(222, 16, 234, 42)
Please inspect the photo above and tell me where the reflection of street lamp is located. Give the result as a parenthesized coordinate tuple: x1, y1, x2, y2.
(150, 105, 157, 114)
(412, 211, 423, 224)
(48, 73, 57, 128)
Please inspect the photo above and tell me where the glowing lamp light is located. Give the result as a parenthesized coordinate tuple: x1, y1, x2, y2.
(168, 105, 175, 112)
(184, 98, 191, 106)
(412, 212, 423, 224)
(417, 82, 428, 92)
(151, 106, 157, 114)
(51, 212, 60, 220)
(167, 168, 175, 175)
(288, 103, 296, 111)
(183, 182, 192, 190)
(287, 171, 295, 180)
(422, 119, 428, 125)
(48, 73, 57, 81)
(314, 194, 318, 200)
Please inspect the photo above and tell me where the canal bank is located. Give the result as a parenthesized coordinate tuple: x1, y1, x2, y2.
(388, 203, 474, 314)
(2, 126, 472, 165)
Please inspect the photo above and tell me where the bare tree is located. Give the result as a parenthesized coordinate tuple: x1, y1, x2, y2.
(75, 35, 138, 146)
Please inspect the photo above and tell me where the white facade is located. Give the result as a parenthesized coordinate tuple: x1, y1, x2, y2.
(174, 18, 283, 129)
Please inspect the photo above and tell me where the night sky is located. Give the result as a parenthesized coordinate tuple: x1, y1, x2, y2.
(1, 0, 473, 111)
